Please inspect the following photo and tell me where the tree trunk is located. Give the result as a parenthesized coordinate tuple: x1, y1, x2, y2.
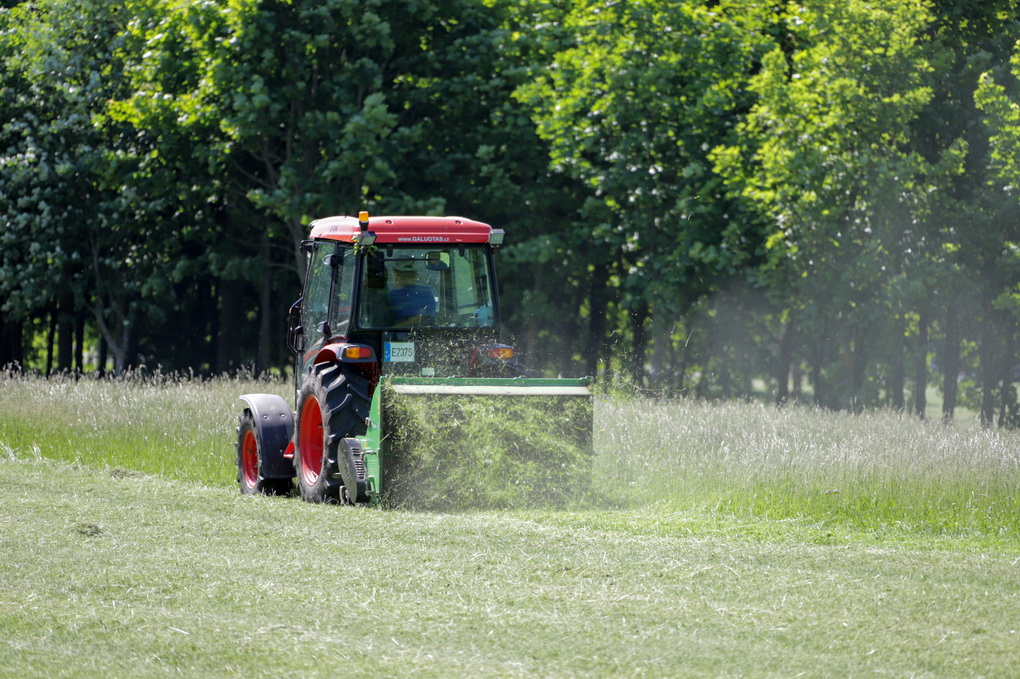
(670, 322, 687, 397)
(216, 278, 245, 374)
(57, 312, 73, 374)
(889, 316, 905, 412)
(694, 339, 712, 399)
(54, 287, 75, 373)
(519, 255, 545, 368)
(113, 341, 128, 375)
(0, 317, 24, 370)
(290, 215, 307, 283)
(629, 303, 649, 389)
(256, 232, 272, 374)
(124, 322, 139, 372)
(45, 310, 57, 376)
(719, 358, 733, 400)
(776, 316, 796, 406)
(942, 303, 960, 424)
(914, 311, 928, 418)
(810, 331, 825, 408)
(850, 323, 867, 412)
(92, 301, 130, 376)
(999, 317, 1017, 428)
(649, 296, 674, 395)
(178, 276, 215, 375)
(74, 313, 85, 375)
(97, 335, 109, 378)
(979, 304, 997, 428)
(565, 274, 587, 377)
(585, 262, 608, 380)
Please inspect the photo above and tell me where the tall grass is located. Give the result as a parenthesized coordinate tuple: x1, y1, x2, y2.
(2, 372, 1017, 536)
(0, 370, 290, 486)
(594, 398, 1020, 535)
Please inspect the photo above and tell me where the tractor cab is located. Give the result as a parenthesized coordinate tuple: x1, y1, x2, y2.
(288, 213, 520, 387)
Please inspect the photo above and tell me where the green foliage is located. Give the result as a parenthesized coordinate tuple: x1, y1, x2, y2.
(716, 0, 941, 286)
(710, 0, 1020, 412)
(1, 0, 1018, 422)
(0, 0, 112, 321)
(113, 0, 528, 270)
(976, 46, 1020, 323)
(517, 0, 772, 309)
(0, 0, 216, 372)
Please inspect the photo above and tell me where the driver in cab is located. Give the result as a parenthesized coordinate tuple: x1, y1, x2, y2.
(388, 259, 436, 324)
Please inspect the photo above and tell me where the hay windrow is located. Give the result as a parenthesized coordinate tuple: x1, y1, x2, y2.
(379, 385, 594, 510)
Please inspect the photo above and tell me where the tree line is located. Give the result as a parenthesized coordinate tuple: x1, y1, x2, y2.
(1, 0, 1018, 426)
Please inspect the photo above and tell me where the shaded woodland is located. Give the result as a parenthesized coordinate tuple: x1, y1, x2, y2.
(1, 0, 1018, 425)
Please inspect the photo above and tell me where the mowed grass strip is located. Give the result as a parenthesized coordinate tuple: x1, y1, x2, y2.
(1, 455, 1019, 678)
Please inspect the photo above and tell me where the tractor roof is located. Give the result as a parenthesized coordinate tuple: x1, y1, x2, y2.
(308, 215, 496, 245)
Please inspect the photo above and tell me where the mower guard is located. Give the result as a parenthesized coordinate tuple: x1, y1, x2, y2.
(356, 376, 593, 504)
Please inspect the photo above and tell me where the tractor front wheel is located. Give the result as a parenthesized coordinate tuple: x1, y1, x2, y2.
(294, 363, 370, 503)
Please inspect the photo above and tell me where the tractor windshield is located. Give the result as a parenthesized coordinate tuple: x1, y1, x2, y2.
(357, 246, 496, 330)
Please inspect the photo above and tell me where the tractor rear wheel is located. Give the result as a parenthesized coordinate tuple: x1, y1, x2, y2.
(294, 363, 370, 503)
(236, 410, 292, 496)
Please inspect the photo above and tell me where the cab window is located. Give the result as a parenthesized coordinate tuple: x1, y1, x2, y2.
(357, 246, 496, 329)
(301, 242, 333, 350)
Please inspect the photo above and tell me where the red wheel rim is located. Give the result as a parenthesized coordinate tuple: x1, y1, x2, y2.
(241, 429, 259, 488)
(299, 396, 324, 485)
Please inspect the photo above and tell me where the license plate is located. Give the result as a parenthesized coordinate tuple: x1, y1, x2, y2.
(384, 342, 415, 363)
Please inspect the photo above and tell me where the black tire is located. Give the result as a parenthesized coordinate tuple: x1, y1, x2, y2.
(236, 410, 292, 496)
(294, 363, 370, 503)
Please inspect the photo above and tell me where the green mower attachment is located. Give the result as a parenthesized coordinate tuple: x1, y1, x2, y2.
(355, 377, 594, 508)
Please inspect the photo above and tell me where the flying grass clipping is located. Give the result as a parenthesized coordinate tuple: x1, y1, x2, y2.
(380, 385, 595, 510)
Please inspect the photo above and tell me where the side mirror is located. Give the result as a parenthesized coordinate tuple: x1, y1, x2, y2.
(287, 297, 304, 355)
(425, 251, 450, 271)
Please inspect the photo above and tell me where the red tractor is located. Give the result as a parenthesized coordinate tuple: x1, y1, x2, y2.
(236, 213, 591, 504)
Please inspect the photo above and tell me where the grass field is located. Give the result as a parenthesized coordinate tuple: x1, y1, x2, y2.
(1, 373, 1019, 677)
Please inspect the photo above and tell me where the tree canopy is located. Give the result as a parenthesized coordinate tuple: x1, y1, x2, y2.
(1, 0, 1017, 426)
